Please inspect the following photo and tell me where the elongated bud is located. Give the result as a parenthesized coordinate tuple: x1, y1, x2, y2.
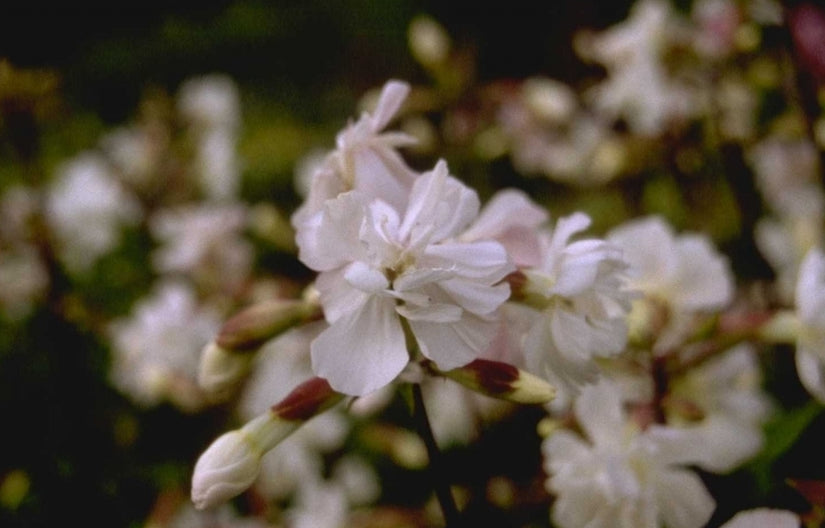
(432, 359, 555, 404)
(216, 298, 319, 352)
(197, 342, 253, 400)
(191, 377, 343, 509)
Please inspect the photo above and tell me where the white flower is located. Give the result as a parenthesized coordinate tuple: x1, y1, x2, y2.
(178, 75, 242, 200)
(178, 74, 241, 131)
(519, 212, 631, 406)
(291, 79, 417, 230)
(298, 160, 514, 395)
(149, 203, 252, 292)
(580, 0, 696, 134)
(45, 153, 142, 272)
(719, 509, 800, 528)
(496, 81, 624, 184)
(664, 344, 773, 472)
(109, 281, 222, 410)
(609, 216, 733, 312)
(794, 248, 825, 403)
(748, 138, 821, 217)
(608, 216, 733, 351)
(543, 380, 715, 528)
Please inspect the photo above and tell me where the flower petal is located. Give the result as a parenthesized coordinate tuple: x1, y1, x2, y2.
(410, 313, 496, 370)
(654, 468, 715, 528)
(311, 296, 407, 395)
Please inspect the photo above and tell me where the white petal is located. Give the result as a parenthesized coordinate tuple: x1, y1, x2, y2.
(369, 80, 410, 131)
(462, 188, 548, 241)
(297, 192, 365, 271)
(654, 468, 715, 528)
(353, 148, 418, 214)
(423, 240, 513, 281)
(409, 313, 496, 370)
(574, 380, 626, 447)
(343, 261, 389, 294)
(439, 278, 510, 315)
(546, 212, 592, 262)
(315, 269, 370, 323)
(671, 235, 733, 311)
(795, 348, 825, 403)
(720, 509, 799, 528)
(396, 302, 463, 323)
(797, 248, 825, 322)
(393, 267, 456, 292)
(311, 296, 407, 395)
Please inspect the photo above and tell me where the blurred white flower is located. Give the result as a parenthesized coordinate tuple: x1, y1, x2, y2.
(149, 203, 252, 293)
(45, 153, 142, 273)
(299, 161, 513, 395)
(178, 74, 241, 131)
(520, 212, 632, 407)
(543, 379, 715, 528)
(178, 74, 241, 200)
(749, 139, 822, 217)
(496, 80, 624, 184)
(608, 216, 733, 349)
(749, 138, 824, 303)
(793, 248, 825, 403)
(100, 125, 166, 190)
(579, 0, 696, 134)
(286, 480, 349, 528)
(664, 344, 773, 472)
(109, 281, 222, 411)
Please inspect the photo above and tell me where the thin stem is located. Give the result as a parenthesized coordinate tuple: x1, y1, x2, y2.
(411, 382, 461, 527)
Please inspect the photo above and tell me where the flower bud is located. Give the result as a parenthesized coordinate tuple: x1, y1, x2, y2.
(197, 341, 253, 400)
(191, 377, 343, 509)
(216, 298, 319, 352)
(433, 359, 555, 404)
(408, 15, 450, 68)
(191, 428, 262, 510)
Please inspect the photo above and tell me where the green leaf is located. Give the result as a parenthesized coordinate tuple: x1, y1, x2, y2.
(747, 400, 824, 493)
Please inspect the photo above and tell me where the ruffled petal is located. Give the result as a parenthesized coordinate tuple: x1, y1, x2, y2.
(297, 192, 365, 271)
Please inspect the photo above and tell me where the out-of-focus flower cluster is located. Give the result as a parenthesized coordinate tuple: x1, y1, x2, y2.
(5, 0, 825, 526)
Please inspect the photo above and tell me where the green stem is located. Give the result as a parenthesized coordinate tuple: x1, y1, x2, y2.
(411, 382, 461, 527)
